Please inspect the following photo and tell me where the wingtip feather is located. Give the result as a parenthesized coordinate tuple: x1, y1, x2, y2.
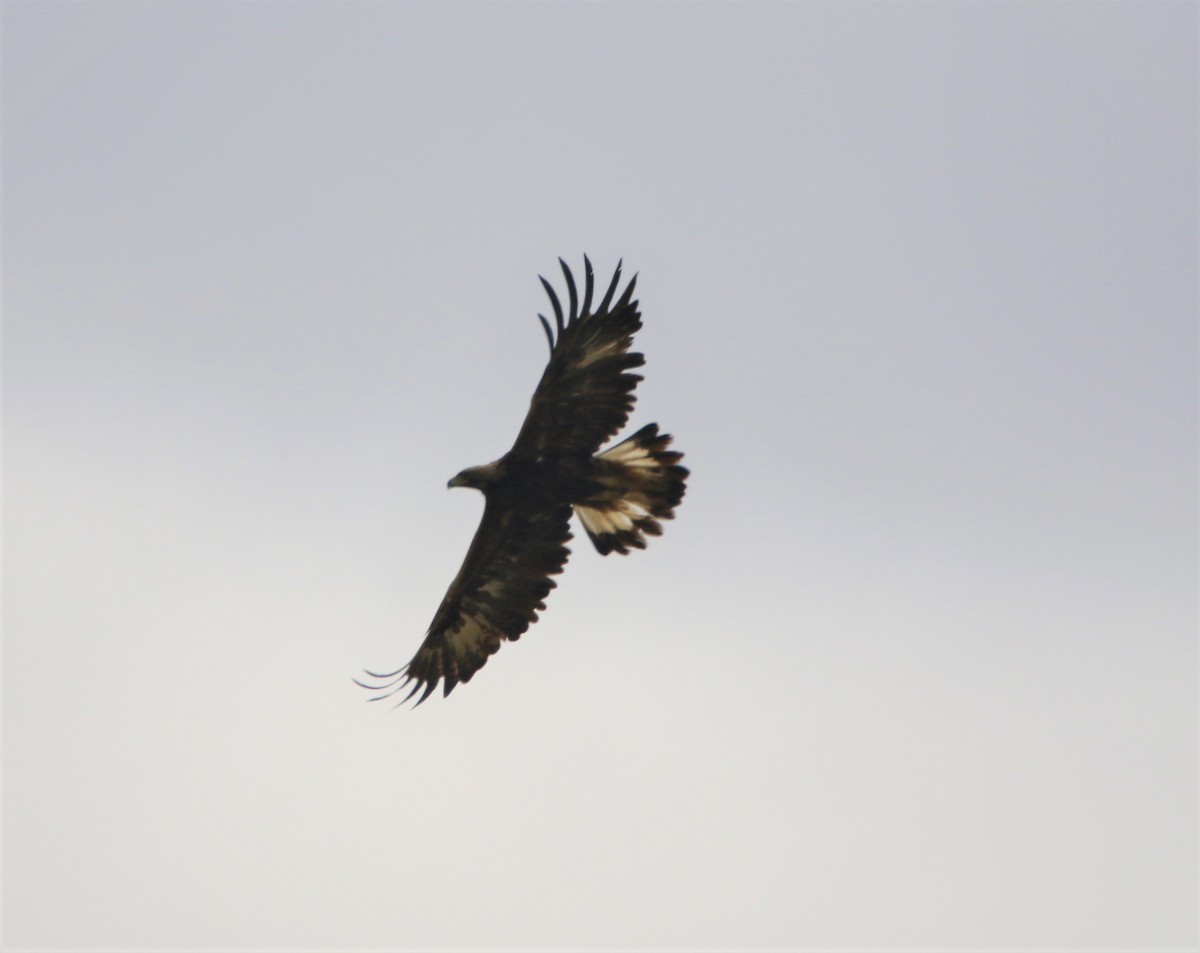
(540, 275, 565, 335)
(597, 261, 623, 313)
(559, 258, 579, 323)
(581, 255, 595, 316)
(538, 313, 555, 355)
(617, 273, 638, 309)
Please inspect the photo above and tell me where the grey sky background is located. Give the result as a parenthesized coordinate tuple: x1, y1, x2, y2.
(4, 2, 1196, 949)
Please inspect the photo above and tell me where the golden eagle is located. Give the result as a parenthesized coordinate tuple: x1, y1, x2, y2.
(358, 257, 688, 706)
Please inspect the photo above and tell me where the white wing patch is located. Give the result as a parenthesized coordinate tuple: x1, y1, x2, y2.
(597, 436, 658, 467)
(574, 337, 625, 370)
(575, 499, 648, 535)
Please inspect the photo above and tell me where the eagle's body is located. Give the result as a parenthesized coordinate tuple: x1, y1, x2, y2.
(358, 257, 687, 706)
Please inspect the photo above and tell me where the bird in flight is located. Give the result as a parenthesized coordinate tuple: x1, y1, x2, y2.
(357, 257, 688, 707)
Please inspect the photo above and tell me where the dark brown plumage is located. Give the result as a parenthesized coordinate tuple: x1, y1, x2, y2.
(357, 257, 687, 706)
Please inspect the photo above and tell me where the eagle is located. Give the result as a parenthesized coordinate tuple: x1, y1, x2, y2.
(357, 257, 688, 706)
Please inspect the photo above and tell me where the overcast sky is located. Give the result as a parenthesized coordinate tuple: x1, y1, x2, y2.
(4, 2, 1196, 950)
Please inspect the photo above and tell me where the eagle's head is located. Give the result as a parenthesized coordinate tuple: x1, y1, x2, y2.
(448, 463, 497, 492)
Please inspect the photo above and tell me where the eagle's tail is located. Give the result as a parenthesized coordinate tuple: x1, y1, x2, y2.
(574, 423, 688, 556)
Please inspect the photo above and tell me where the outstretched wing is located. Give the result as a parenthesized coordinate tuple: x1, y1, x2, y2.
(357, 497, 573, 706)
(510, 257, 645, 458)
